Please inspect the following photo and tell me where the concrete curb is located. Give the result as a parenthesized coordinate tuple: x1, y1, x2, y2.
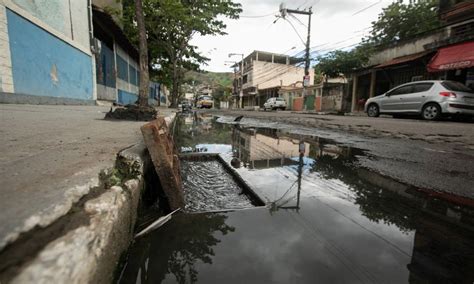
(9, 144, 148, 284)
(3, 113, 177, 284)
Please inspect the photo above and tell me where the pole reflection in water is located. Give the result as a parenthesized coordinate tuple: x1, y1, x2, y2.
(118, 114, 474, 284)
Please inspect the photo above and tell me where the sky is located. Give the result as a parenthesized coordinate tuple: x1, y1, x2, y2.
(190, 0, 397, 73)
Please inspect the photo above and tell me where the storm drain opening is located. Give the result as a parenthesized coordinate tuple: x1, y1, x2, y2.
(180, 153, 265, 213)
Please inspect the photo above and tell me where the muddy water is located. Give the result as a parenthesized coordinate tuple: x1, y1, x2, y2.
(181, 160, 255, 212)
(118, 112, 474, 283)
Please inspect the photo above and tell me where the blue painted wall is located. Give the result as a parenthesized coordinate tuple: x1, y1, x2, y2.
(118, 89, 137, 105)
(7, 9, 93, 100)
(118, 88, 158, 106)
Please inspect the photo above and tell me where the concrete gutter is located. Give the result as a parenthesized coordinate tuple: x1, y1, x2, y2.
(0, 112, 176, 283)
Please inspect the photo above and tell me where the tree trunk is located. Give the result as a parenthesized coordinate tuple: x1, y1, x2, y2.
(135, 0, 149, 108)
(170, 58, 179, 108)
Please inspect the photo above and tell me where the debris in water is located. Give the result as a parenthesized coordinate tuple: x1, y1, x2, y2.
(135, 208, 181, 238)
(141, 117, 185, 210)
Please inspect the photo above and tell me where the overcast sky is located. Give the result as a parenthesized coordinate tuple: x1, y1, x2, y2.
(190, 0, 397, 72)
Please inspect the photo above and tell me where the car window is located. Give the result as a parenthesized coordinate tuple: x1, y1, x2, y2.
(388, 85, 413, 96)
(412, 83, 434, 93)
(276, 98, 284, 101)
(442, 81, 474, 93)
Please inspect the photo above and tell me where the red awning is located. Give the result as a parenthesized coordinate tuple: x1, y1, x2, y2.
(428, 41, 474, 72)
(375, 51, 430, 69)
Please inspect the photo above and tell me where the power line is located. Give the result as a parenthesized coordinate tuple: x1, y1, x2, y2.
(297, 0, 309, 10)
(240, 11, 278, 18)
(284, 18, 307, 46)
(352, 0, 382, 16)
(289, 13, 307, 27)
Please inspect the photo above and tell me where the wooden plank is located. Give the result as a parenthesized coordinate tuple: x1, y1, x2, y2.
(141, 117, 185, 210)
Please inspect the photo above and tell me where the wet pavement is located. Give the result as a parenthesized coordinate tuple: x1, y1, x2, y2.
(118, 112, 474, 283)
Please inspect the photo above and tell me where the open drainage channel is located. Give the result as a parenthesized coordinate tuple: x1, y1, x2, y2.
(117, 112, 474, 284)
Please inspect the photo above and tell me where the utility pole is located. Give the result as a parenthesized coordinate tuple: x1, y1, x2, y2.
(225, 60, 238, 108)
(229, 53, 244, 108)
(229, 53, 244, 109)
(279, 3, 313, 110)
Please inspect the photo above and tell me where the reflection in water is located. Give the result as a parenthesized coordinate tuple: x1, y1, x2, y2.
(229, 120, 474, 283)
(118, 213, 235, 284)
(120, 113, 474, 283)
(174, 112, 233, 153)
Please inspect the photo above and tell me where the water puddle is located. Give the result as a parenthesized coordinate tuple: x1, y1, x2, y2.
(118, 112, 474, 284)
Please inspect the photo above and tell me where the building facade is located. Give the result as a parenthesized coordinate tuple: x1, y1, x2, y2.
(349, 0, 474, 112)
(233, 50, 314, 108)
(0, 0, 95, 104)
(0, 0, 161, 106)
(280, 81, 349, 112)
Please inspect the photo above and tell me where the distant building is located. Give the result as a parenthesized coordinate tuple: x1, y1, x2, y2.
(0, 0, 161, 106)
(233, 50, 314, 108)
(279, 81, 349, 112)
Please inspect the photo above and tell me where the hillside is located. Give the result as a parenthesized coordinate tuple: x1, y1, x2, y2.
(184, 70, 234, 89)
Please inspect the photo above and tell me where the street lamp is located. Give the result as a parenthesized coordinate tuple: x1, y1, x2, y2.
(282, 46, 296, 54)
(229, 53, 244, 109)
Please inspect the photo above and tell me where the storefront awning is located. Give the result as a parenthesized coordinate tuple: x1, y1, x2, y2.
(428, 41, 474, 72)
(375, 51, 430, 69)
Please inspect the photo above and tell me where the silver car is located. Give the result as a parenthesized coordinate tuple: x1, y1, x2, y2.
(364, 80, 474, 120)
(264, 97, 287, 111)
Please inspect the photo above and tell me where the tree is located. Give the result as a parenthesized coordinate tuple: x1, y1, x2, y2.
(134, 0, 149, 107)
(315, 46, 371, 78)
(368, 0, 441, 46)
(315, 0, 440, 78)
(123, 0, 241, 107)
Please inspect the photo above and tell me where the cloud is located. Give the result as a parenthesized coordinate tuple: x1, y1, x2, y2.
(191, 0, 394, 72)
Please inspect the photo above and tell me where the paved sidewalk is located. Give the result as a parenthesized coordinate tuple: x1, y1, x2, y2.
(0, 104, 175, 250)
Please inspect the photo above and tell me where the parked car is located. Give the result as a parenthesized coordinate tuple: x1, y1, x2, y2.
(264, 97, 287, 111)
(365, 80, 474, 120)
(196, 95, 213, 109)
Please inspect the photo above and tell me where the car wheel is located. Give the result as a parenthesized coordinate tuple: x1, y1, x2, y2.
(422, 103, 441, 120)
(367, 104, 380, 117)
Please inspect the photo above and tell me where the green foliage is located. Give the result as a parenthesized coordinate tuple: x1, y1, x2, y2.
(315, 0, 440, 77)
(184, 70, 233, 88)
(122, 0, 241, 106)
(315, 45, 372, 77)
(368, 0, 441, 46)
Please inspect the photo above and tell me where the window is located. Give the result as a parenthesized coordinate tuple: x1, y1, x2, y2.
(412, 83, 434, 93)
(129, 65, 138, 86)
(276, 98, 285, 101)
(388, 85, 413, 96)
(243, 74, 248, 84)
(442, 81, 474, 93)
(116, 55, 128, 81)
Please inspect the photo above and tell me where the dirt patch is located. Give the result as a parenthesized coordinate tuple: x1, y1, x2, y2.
(105, 105, 157, 121)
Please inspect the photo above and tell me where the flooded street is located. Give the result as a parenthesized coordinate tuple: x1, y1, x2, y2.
(118, 113, 474, 283)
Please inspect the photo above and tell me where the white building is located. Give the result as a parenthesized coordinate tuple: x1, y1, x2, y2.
(233, 50, 314, 108)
